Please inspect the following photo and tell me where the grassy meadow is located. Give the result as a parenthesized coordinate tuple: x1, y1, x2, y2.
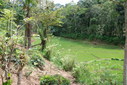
(49, 37, 123, 84)
(49, 37, 123, 61)
(33, 36, 124, 84)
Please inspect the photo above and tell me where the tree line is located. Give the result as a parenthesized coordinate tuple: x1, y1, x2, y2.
(54, 0, 125, 45)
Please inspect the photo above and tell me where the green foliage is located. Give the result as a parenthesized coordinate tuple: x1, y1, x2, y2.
(50, 37, 123, 62)
(72, 64, 90, 84)
(52, 55, 75, 71)
(54, 0, 125, 45)
(43, 49, 51, 61)
(62, 57, 75, 71)
(40, 75, 70, 85)
(0, 31, 26, 64)
(23, 0, 38, 7)
(0, 0, 125, 85)
(3, 80, 12, 85)
(73, 61, 122, 85)
(48, 37, 123, 84)
(54, 75, 70, 85)
(50, 37, 122, 84)
(51, 56, 63, 68)
(28, 48, 45, 70)
(3, 74, 12, 85)
(32, 2, 64, 51)
(0, 30, 27, 85)
(40, 75, 57, 85)
(0, 9, 17, 31)
(3, 73, 12, 85)
(30, 54, 45, 70)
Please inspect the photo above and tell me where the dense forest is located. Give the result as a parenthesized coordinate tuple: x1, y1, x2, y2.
(54, 0, 125, 45)
(0, 0, 127, 85)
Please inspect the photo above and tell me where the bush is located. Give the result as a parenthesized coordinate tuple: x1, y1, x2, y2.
(43, 49, 51, 61)
(40, 75, 57, 85)
(52, 56, 75, 71)
(72, 61, 122, 85)
(72, 63, 91, 84)
(54, 75, 70, 85)
(62, 57, 75, 71)
(112, 37, 121, 45)
(40, 75, 70, 85)
(60, 33, 78, 39)
(88, 34, 95, 40)
(28, 48, 45, 70)
(59, 33, 125, 45)
(30, 54, 45, 70)
(51, 56, 63, 68)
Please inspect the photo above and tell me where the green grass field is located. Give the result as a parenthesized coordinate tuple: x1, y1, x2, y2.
(49, 37, 124, 62)
(34, 36, 124, 84)
(48, 37, 123, 84)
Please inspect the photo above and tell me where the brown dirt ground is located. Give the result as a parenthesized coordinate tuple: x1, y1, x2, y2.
(0, 59, 80, 85)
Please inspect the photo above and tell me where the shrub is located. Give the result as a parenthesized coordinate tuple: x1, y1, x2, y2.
(60, 33, 78, 39)
(88, 34, 95, 40)
(51, 56, 63, 68)
(40, 75, 70, 85)
(59, 33, 125, 45)
(30, 55, 45, 70)
(112, 37, 121, 45)
(54, 75, 70, 85)
(52, 56, 75, 71)
(72, 63, 91, 84)
(72, 61, 122, 85)
(40, 75, 57, 85)
(28, 49, 45, 70)
(62, 57, 75, 71)
(43, 49, 51, 61)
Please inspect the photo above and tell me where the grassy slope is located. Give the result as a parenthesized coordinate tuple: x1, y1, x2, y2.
(34, 36, 123, 84)
(49, 37, 123, 84)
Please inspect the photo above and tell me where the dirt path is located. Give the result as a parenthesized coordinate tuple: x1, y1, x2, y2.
(0, 59, 80, 85)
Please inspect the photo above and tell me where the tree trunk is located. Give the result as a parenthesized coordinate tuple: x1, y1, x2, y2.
(124, 1, 127, 85)
(17, 70, 22, 85)
(24, 27, 27, 48)
(17, 65, 24, 85)
(41, 39, 46, 51)
(25, 6, 31, 49)
(38, 28, 47, 51)
(27, 23, 31, 48)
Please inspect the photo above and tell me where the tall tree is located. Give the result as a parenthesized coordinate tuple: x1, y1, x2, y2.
(23, 0, 32, 48)
(32, 0, 63, 51)
(23, 0, 37, 48)
(124, 1, 127, 85)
